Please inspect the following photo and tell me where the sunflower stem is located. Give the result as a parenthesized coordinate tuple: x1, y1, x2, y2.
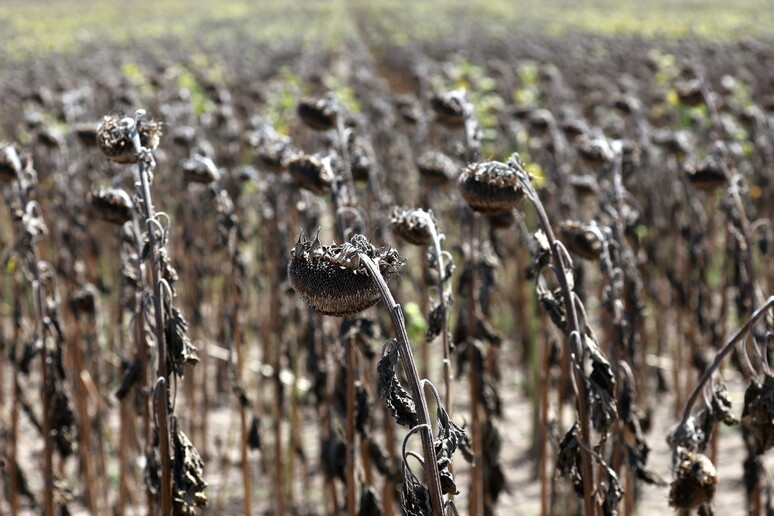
(359, 253, 445, 516)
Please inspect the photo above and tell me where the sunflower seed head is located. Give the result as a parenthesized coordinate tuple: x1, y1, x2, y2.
(288, 153, 333, 195)
(576, 135, 615, 166)
(183, 153, 220, 184)
(558, 220, 604, 261)
(289, 233, 405, 317)
(668, 449, 717, 510)
(417, 150, 456, 186)
(675, 79, 705, 107)
(430, 89, 467, 127)
(96, 113, 161, 164)
(389, 207, 434, 246)
(297, 93, 339, 131)
(88, 186, 134, 225)
(458, 160, 525, 215)
(684, 156, 727, 191)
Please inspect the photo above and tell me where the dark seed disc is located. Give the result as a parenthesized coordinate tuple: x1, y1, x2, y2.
(289, 257, 381, 316)
(88, 187, 134, 225)
(297, 96, 338, 131)
(458, 161, 525, 216)
(390, 208, 433, 246)
(288, 234, 404, 317)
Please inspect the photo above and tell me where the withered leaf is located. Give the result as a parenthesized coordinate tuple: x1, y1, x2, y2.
(741, 373, 774, 454)
(321, 429, 346, 482)
(171, 417, 208, 514)
(426, 302, 447, 342)
(600, 461, 624, 516)
(377, 345, 419, 429)
(556, 422, 584, 497)
(400, 470, 431, 516)
(433, 396, 468, 495)
(165, 307, 199, 377)
(584, 334, 617, 433)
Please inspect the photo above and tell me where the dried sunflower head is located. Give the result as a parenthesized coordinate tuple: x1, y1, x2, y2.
(576, 135, 614, 167)
(569, 174, 599, 197)
(183, 153, 220, 184)
(417, 150, 456, 186)
(527, 109, 552, 134)
(390, 207, 434, 246)
(558, 118, 589, 141)
(88, 186, 134, 225)
(558, 220, 604, 261)
(288, 233, 404, 317)
(73, 122, 99, 147)
(96, 113, 161, 164)
(394, 94, 424, 126)
(249, 123, 293, 173)
(675, 79, 705, 107)
(255, 138, 293, 173)
(612, 94, 642, 115)
(684, 157, 726, 191)
(430, 89, 467, 127)
(668, 448, 717, 510)
(458, 160, 525, 215)
(652, 129, 691, 156)
(287, 154, 333, 195)
(297, 94, 339, 131)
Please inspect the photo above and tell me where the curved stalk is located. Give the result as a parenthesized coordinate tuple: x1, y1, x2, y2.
(128, 113, 172, 515)
(515, 162, 598, 516)
(417, 211, 453, 411)
(678, 296, 774, 429)
(359, 253, 445, 516)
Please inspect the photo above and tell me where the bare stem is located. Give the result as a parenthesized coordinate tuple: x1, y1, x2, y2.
(359, 253, 445, 516)
(129, 115, 172, 515)
(418, 211, 453, 412)
(516, 164, 598, 516)
(678, 296, 774, 428)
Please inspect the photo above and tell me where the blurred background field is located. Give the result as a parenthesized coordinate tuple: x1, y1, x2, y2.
(2, 0, 774, 62)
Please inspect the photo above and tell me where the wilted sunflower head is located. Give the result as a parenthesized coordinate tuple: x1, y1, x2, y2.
(183, 153, 221, 184)
(668, 448, 717, 510)
(576, 135, 615, 168)
(248, 123, 294, 173)
(675, 78, 705, 107)
(297, 94, 339, 131)
(390, 207, 435, 246)
(558, 220, 605, 261)
(96, 113, 161, 164)
(684, 156, 726, 191)
(287, 153, 333, 195)
(430, 89, 467, 127)
(416, 150, 456, 186)
(88, 186, 134, 225)
(458, 159, 526, 215)
(73, 122, 99, 148)
(288, 233, 405, 317)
